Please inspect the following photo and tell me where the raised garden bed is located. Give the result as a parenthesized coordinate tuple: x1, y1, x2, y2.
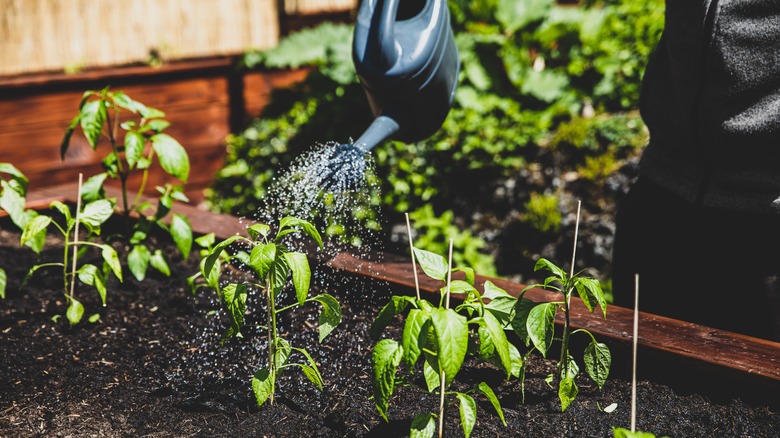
(1, 184, 778, 436)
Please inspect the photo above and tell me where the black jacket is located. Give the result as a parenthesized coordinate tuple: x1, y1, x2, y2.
(639, 0, 780, 213)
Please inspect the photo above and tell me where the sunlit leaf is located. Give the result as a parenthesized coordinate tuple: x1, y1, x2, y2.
(251, 367, 273, 407)
(584, 341, 611, 390)
(409, 413, 436, 438)
(477, 382, 506, 426)
(170, 213, 193, 259)
(79, 99, 107, 149)
(128, 244, 151, 281)
(456, 392, 477, 438)
(402, 307, 430, 368)
(150, 249, 170, 276)
(430, 307, 468, 387)
(527, 302, 557, 357)
(66, 296, 85, 325)
(284, 251, 310, 305)
(312, 293, 341, 342)
(371, 339, 403, 422)
(150, 133, 190, 182)
(412, 247, 448, 281)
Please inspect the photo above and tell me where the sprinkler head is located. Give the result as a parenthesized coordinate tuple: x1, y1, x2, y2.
(320, 143, 368, 192)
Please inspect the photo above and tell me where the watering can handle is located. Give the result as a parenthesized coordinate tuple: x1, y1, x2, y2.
(369, 0, 401, 70)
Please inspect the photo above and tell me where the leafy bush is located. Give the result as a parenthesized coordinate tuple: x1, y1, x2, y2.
(207, 0, 664, 283)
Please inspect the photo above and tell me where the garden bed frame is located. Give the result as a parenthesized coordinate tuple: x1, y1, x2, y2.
(16, 182, 780, 409)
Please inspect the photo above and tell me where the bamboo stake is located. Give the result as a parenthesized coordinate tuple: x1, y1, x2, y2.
(69, 173, 83, 300)
(631, 273, 640, 432)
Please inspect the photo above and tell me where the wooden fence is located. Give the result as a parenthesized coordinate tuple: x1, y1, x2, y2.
(0, 0, 357, 77)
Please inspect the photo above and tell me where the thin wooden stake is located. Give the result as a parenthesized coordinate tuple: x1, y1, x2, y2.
(69, 173, 83, 299)
(405, 213, 421, 300)
(569, 200, 582, 280)
(631, 273, 639, 432)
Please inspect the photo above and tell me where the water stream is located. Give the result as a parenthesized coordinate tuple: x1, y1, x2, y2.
(170, 141, 393, 399)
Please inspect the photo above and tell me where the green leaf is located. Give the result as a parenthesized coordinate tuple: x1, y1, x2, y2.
(249, 242, 276, 281)
(612, 428, 661, 438)
(88, 313, 101, 323)
(100, 244, 122, 282)
(409, 413, 436, 438)
(66, 297, 85, 325)
(0, 268, 7, 299)
(80, 199, 114, 228)
(312, 293, 341, 342)
(124, 131, 145, 169)
(61, 114, 81, 158)
(496, 0, 553, 34)
(445, 279, 478, 297)
(559, 375, 578, 412)
(79, 99, 107, 149)
(477, 382, 506, 426)
(283, 251, 310, 305)
(430, 307, 468, 387)
(77, 264, 106, 305)
(371, 339, 403, 422)
(146, 119, 170, 132)
(80, 173, 108, 202)
(401, 308, 430, 368)
(584, 341, 611, 390)
(0, 180, 27, 230)
(251, 367, 274, 407)
(247, 223, 270, 240)
(21, 215, 51, 250)
(412, 247, 448, 281)
(299, 364, 323, 390)
(527, 302, 558, 357)
(194, 232, 215, 249)
(477, 310, 512, 378)
(511, 297, 536, 345)
(150, 249, 170, 276)
(150, 133, 190, 182)
(423, 355, 440, 393)
(223, 283, 248, 339)
(0, 162, 29, 191)
(534, 258, 567, 282)
(507, 342, 524, 379)
(111, 90, 142, 113)
(275, 337, 291, 368)
(574, 277, 608, 318)
(483, 281, 517, 326)
(203, 235, 241, 278)
(128, 244, 151, 282)
(456, 392, 477, 438)
(278, 216, 323, 248)
(370, 295, 413, 340)
(296, 348, 323, 391)
(170, 213, 193, 259)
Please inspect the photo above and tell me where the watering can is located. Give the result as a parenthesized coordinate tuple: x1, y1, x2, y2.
(324, 0, 459, 187)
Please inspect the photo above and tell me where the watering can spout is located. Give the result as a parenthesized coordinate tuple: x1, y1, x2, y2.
(354, 114, 400, 153)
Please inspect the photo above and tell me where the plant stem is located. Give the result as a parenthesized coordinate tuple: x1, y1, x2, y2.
(560, 201, 582, 378)
(68, 174, 84, 300)
(266, 275, 276, 406)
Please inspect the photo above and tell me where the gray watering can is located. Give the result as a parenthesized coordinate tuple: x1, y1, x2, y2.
(323, 0, 459, 188)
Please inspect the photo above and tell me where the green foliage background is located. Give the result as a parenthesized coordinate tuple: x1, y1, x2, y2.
(206, 0, 664, 284)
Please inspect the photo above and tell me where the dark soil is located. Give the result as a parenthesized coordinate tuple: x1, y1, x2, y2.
(1, 221, 778, 437)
